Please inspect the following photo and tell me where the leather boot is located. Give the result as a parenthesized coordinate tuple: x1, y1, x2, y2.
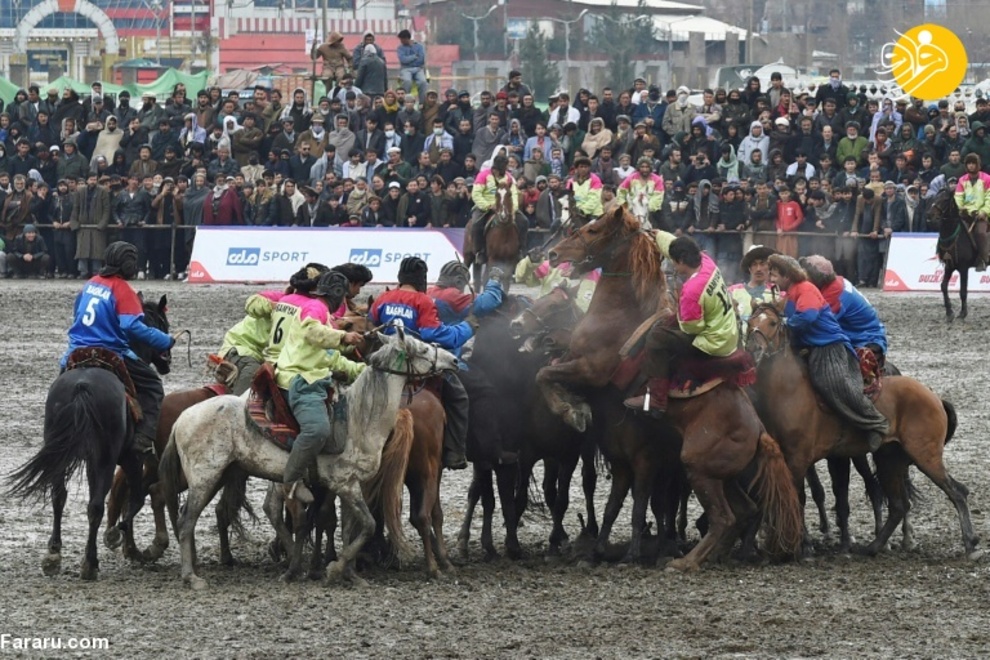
(283, 480, 314, 505)
(976, 231, 988, 272)
(623, 378, 669, 418)
(443, 449, 468, 470)
(134, 432, 156, 456)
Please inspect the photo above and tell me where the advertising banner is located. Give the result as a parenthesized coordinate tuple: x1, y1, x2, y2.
(188, 227, 466, 284)
(883, 233, 990, 292)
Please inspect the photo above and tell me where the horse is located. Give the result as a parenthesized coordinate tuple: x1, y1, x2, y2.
(159, 330, 458, 589)
(927, 187, 979, 322)
(464, 185, 521, 290)
(457, 293, 600, 562)
(537, 207, 803, 570)
(8, 295, 172, 581)
(746, 303, 980, 558)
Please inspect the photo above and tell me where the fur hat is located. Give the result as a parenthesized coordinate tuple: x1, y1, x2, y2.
(799, 255, 837, 287)
(767, 254, 806, 282)
(741, 245, 777, 273)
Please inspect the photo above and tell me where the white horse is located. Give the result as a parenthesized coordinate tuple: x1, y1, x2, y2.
(159, 330, 458, 589)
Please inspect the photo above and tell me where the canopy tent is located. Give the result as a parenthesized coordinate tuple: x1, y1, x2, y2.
(0, 69, 210, 105)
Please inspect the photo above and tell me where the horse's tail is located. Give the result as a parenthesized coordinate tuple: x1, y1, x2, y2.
(8, 381, 97, 502)
(158, 430, 183, 534)
(216, 468, 257, 541)
(942, 399, 958, 445)
(365, 409, 415, 562)
(753, 431, 803, 560)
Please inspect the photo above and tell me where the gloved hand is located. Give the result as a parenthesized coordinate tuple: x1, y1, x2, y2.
(331, 370, 349, 382)
(488, 266, 505, 282)
(465, 313, 480, 332)
(527, 247, 544, 263)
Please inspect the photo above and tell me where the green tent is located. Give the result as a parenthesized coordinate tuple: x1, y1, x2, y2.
(0, 69, 210, 106)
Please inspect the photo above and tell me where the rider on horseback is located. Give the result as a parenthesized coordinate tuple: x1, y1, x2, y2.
(61, 241, 176, 456)
(263, 264, 331, 364)
(276, 271, 365, 505)
(953, 153, 990, 271)
(370, 257, 473, 469)
(329, 262, 374, 315)
(616, 157, 665, 229)
(470, 149, 529, 262)
(427, 261, 505, 325)
(567, 156, 604, 222)
(624, 233, 739, 416)
(800, 254, 888, 367)
(768, 254, 889, 452)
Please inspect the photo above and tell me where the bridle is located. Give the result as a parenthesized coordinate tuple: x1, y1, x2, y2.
(746, 303, 787, 364)
(565, 220, 639, 276)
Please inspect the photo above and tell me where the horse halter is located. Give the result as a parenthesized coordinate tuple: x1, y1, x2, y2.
(746, 303, 787, 363)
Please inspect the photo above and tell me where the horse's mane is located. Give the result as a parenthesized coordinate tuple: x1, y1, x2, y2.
(609, 208, 668, 317)
(346, 339, 401, 440)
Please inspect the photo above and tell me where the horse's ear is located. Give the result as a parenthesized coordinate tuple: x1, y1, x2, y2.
(396, 324, 406, 341)
(136, 290, 144, 303)
(158, 294, 168, 313)
(367, 294, 375, 308)
(750, 298, 760, 313)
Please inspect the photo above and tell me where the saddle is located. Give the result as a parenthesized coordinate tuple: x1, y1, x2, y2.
(247, 364, 348, 451)
(65, 347, 143, 423)
(612, 348, 757, 401)
(856, 347, 883, 401)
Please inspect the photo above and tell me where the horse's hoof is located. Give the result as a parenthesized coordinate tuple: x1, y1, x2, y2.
(506, 544, 524, 561)
(665, 557, 698, 573)
(79, 562, 99, 581)
(41, 553, 61, 577)
(483, 549, 500, 563)
(185, 575, 208, 591)
(967, 549, 985, 562)
(853, 543, 880, 557)
(141, 543, 167, 563)
(308, 569, 324, 581)
(946, 314, 955, 323)
(267, 539, 285, 564)
(279, 569, 300, 583)
(221, 555, 238, 568)
(103, 527, 122, 550)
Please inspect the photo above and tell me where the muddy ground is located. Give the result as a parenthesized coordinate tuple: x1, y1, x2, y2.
(1, 280, 989, 658)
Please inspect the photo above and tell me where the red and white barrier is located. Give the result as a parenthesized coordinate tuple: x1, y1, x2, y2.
(883, 234, 990, 292)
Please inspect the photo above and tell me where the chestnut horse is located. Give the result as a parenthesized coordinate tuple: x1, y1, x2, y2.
(747, 303, 980, 558)
(463, 185, 521, 290)
(539, 207, 803, 570)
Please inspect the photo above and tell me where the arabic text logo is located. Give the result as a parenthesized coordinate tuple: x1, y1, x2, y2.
(877, 24, 967, 100)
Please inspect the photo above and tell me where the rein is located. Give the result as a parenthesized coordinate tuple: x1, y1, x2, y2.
(172, 329, 193, 368)
(747, 304, 787, 363)
(370, 342, 447, 380)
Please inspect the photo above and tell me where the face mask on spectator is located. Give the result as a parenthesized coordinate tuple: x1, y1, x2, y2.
(385, 129, 395, 138)
(433, 128, 443, 136)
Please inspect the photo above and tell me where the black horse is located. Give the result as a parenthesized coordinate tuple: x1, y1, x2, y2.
(457, 295, 600, 561)
(8, 295, 171, 580)
(928, 187, 979, 322)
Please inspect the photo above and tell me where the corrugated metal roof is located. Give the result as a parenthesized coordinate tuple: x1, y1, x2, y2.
(651, 14, 747, 41)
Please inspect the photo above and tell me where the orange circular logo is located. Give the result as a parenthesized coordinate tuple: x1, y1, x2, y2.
(880, 24, 967, 100)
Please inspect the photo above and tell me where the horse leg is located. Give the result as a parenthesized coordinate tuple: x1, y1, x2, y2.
(548, 456, 577, 556)
(262, 484, 293, 565)
(592, 463, 632, 562)
(907, 445, 981, 558)
(826, 457, 853, 552)
(142, 480, 170, 562)
(942, 267, 955, 322)
(495, 464, 522, 559)
(806, 463, 830, 539)
(42, 477, 67, 577)
(863, 448, 911, 556)
(580, 445, 600, 539)
(623, 463, 654, 565)
(407, 477, 440, 579)
(103, 467, 128, 551)
(456, 465, 484, 560)
(667, 474, 735, 573)
(727, 479, 762, 562)
(327, 485, 375, 586)
(82, 463, 115, 580)
(178, 475, 225, 589)
(281, 496, 309, 582)
(115, 451, 149, 563)
(851, 454, 885, 543)
(429, 473, 454, 573)
(478, 468, 499, 561)
(959, 268, 969, 320)
(542, 460, 559, 510)
(536, 363, 596, 432)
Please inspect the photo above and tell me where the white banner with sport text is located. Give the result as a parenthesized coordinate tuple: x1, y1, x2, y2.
(883, 233, 990, 292)
(187, 227, 466, 284)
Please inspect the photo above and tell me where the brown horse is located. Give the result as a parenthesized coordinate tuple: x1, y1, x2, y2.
(927, 186, 978, 322)
(464, 185, 521, 290)
(746, 303, 980, 558)
(539, 207, 803, 570)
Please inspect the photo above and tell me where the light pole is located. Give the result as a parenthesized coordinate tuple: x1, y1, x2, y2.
(459, 5, 500, 64)
(547, 9, 589, 88)
(660, 15, 696, 86)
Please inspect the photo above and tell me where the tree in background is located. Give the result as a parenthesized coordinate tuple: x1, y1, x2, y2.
(518, 24, 561, 100)
(433, 1, 507, 60)
(589, 2, 657, 92)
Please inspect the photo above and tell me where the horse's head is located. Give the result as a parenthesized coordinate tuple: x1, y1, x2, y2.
(370, 327, 459, 377)
(548, 206, 633, 273)
(745, 302, 787, 364)
(335, 311, 374, 334)
(136, 293, 172, 375)
(509, 285, 581, 354)
(928, 187, 959, 234)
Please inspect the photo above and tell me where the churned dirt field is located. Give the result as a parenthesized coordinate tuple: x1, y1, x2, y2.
(1, 280, 989, 658)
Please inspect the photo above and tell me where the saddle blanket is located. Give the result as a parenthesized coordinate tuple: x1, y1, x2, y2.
(247, 363, 348, 451)
(611, 348, 756, 400)
(65, 347, 143, 423)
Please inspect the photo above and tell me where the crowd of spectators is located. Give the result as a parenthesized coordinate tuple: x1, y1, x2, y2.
(0, 36, 986, 283)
